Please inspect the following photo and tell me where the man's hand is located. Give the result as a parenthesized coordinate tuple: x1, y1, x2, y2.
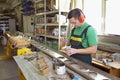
(60, 36, 67, 43)
(65, 48, 77, 56)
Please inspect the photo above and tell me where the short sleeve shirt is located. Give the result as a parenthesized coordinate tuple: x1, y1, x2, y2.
(68, 22, 98, 48)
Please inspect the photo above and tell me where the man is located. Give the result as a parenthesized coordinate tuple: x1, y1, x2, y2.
(61, 8, 98, 64)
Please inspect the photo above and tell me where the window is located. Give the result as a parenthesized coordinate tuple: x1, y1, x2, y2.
(106, 0, 120, 35)
(76, 0, 82, 9)
(83, 0, 102, 35)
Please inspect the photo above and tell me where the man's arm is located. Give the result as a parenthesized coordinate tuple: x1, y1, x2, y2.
(65, 45, 97, 55)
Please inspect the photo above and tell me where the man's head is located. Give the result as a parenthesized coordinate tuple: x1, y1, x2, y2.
(67, 8, 85, 28)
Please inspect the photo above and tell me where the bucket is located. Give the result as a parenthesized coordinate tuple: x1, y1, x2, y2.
(1, 36, 7, 46)
(55, 62, 66, 75)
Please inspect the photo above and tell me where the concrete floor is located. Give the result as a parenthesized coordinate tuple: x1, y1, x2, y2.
(0, 41, 19, 80)
(0, 58, 19, 80)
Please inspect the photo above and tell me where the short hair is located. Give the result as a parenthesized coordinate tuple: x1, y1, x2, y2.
(67, 8, 85, 19)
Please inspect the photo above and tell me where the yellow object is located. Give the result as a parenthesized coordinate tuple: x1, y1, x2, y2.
(6, 41, 12, 57)
(0, 41, 13, 60)
(70, 36, 82, 42)
(17, 47, 31, 56)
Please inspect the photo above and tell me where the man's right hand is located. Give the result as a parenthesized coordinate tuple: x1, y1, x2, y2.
(60, 36, 67, 43)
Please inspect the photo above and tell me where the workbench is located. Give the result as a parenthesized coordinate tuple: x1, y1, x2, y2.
(13, 52, 87, 80)
(14, 55, 47, 80)
(13, 39, 120, 80)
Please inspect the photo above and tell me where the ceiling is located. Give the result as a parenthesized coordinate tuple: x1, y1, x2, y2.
(0, 0, 14, 13)
(0, 0, 13, 4)
(0, 0, 8, 3)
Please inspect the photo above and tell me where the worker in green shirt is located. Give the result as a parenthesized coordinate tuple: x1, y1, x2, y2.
(61, 8, 98, 64)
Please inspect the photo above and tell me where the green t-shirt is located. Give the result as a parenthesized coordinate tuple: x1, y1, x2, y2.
(68, 22, 98, 48)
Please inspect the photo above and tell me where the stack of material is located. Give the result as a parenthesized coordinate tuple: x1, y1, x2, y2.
(98, 42, 120, 53)
(37, 57, 50, 75)
(7, 34, 30, 48)
(112, 53, 120, 62)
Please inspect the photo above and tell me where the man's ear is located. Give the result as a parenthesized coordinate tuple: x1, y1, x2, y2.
(78, 14, 85, 23)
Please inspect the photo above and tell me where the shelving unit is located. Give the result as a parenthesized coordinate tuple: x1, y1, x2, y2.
(34, 0, 71, 50)
(0, 16, 10, 33)
(0, 16, 16, 33)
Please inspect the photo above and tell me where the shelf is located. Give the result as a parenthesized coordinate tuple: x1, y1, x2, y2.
(35, 10, 58, 16)
(36, 33, 58, 39)
(35, 0, 43, 3)
(0, 16, 10, 19)
(0, 27, 9, 28)
(45, 35, 58, 39)
(36, 24, 45, 26)
(0, 21, 9, 23)
(46, 23, 68, 26)
(36, 23, 68, 26)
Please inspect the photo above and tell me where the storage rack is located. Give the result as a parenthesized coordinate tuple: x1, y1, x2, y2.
(34, 0, 70, 50)
(0, 16, 10, 33)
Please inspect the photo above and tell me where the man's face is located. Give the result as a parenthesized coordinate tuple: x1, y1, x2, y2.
(69, 17, 81, 28)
